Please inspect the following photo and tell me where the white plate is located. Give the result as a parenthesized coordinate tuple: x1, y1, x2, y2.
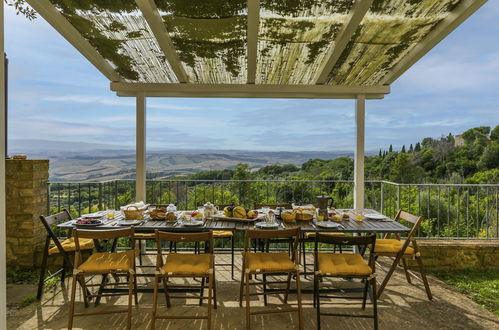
(316, 221, 341, 229)
(183, 220, 204, 227)
(80, 211, 106, 219)
(364, 213, 386, 220)
(255, 221, 279, 229)
(118, 220, 142, 226)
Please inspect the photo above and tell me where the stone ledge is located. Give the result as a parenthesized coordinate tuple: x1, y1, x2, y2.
(416, 239, 499, 247)
(406, 239, 499, 270)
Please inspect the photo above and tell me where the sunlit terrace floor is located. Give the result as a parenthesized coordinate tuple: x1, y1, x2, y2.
(7, 254, 499, 330)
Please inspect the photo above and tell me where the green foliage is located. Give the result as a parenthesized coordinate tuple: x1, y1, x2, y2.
(19, 294, 37, 308)
(478, 142, 499, 170)
(431, 269, 499, 317)
(490, 125, 499, 141)
(5, 0, 37, 19)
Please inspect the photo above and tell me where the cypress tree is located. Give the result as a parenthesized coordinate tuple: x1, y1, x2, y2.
(409, 144, 413, 153)
(414, 142, 421, 152)
(389, 144, 393, 153)
(401, 145, 406, 153)
(379, 149, 382, 157)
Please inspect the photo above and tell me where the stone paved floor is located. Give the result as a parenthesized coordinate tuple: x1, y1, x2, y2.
(7, 254, 499, 330)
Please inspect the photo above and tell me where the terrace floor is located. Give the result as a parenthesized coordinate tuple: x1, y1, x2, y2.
(7, 254, 499, 330)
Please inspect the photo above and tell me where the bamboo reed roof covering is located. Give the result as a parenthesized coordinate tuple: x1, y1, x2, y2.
(26, 0, 486, 98)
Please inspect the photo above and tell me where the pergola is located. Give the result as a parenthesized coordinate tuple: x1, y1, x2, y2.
(0, 0, 488, 325)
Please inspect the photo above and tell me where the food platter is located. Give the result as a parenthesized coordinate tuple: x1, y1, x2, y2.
(74, 218, 104, 228)
(210, 214, 261, 223)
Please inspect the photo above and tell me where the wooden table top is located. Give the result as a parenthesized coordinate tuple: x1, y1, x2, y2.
(57, 209, 409, 234)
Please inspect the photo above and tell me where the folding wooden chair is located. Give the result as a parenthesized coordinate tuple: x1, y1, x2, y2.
(151, 231, 216, 330)
(314, 234, 378, 330)
(67, 227, 137, 330)
(37, 209, 94, 300)
(239, 227, 303, 330)
(374, 210, 432, 300)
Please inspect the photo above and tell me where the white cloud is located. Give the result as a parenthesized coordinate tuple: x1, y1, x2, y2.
(43, 95, 200, 111)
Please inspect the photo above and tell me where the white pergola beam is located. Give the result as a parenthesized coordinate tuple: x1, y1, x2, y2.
(26, 0, 121, 82)
(135, 0, 189, 83)
(314, 0, 373, 85)
(354, 94, 365, 209)
(380, 0, 488, 84)
(0, 2, 6, 328)
(111, 82, 390, 99)
(247, 0, 260, 84)
(136, 94, 146, 202)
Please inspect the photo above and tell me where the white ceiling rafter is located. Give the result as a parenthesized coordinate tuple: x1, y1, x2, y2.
(314, 0, 374, 85)
(26, 0, 122, 82)
(110, 82, 389, 99)
(135, 0, 189, 83)
(246, 0, 260, 84)
(380, 0, 488, 84)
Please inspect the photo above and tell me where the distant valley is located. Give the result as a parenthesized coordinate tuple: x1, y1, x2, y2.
(9, 139, 355, 182)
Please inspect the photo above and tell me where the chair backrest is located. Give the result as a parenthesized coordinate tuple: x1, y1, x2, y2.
(154, 231, 214, 268)
(39, 209, 73, 255)
(254, 203, 292, 210)
(394, 210, 424, 254)
(155, 230, 213, 253)
(315, 234, 377, 271)
(243, 227, 300, 262)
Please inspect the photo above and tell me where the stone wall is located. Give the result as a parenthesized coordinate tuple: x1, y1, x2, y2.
(6, 159, 49, 269)
(407, 239, 499, 270)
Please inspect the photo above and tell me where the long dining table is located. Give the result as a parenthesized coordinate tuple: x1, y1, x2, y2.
(57, 208, 410, 235)
(57, 208, 409, 299)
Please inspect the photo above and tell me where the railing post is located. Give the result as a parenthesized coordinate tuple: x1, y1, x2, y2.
(98, 182, 103, 211)
(46, 182, 51, 215)
(114, 180, 118, 209)
(380, 182, 384, 214)
(397, 185, 401, 211)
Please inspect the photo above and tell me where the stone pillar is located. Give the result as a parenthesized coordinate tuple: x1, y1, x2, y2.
(5, 159, 49, 269)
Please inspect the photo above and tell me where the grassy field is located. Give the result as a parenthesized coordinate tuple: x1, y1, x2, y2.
(431, 268, 499, 317)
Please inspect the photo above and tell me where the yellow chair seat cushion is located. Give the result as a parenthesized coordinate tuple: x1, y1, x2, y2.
(318, 253, 372, 276)
(48, 237, 94, 255)
(134, 233, 156, 239)
(244, 252, 295, 273)
(77, 250, 135, 273)
(304, 232, 343, 238)
(374, 239, 414, 255)
(162, 253, 212, 275)
(212, 230, 233, 238)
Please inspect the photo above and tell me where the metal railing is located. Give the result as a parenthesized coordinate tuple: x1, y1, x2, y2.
(46, 179, 499, 239)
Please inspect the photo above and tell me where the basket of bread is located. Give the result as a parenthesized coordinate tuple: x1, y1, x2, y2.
(289, 204, 317, 221)
(149, 205, 178, 220)
(121, 201, 149, 220)
(212, 205, 260, 222)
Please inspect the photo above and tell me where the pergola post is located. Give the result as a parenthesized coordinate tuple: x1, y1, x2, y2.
(354, 94, 365, 209)
(136, 93, 146, 202)
(0, 1, 6, 327)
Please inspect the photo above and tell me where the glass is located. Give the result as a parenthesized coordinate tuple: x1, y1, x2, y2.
(183, 213, 192, 223)
(261, 206, 270, 214)
(355, 211, 364, 221)
(265, 213, 274, 224)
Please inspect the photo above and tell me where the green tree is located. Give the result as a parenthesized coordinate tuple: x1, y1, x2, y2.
(490, 125, 499, 141)
(390, 153, 422, 183)
(401, 145, 406, 153)
(409, 144, 413, 153)
(478, 142, 499, 170)
(414, 142, 421, 152)
(378, 149, 382, 157)
(389, 144, 393, 153)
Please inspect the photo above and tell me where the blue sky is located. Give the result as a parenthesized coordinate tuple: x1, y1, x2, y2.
(5, 2, 499, 152)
